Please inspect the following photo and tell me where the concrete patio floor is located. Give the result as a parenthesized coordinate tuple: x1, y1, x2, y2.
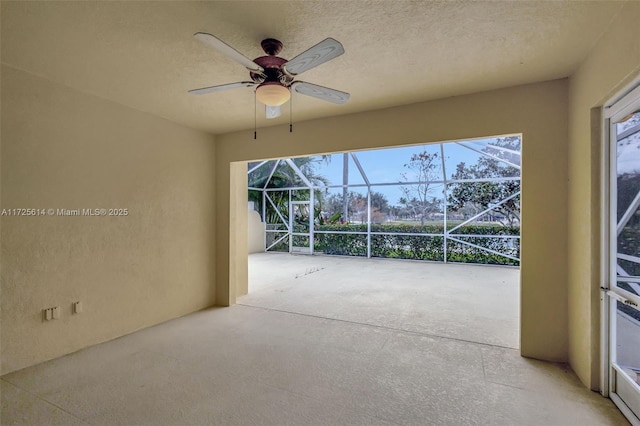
(244, 253, 520, 349)
(2, 254, 630, 425)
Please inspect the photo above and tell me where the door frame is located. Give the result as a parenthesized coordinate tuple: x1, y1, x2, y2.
(601, 79, 640, 426)
(290, 199, 313, 254)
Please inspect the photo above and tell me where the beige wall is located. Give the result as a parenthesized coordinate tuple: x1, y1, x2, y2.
(216, 79, 570, 362)
(567, 2, 640, 390)
(0, 65, 217, 374)
(4, 1, 637, 384)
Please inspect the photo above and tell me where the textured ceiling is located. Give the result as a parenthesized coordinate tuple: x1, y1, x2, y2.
(1, 1, 625, 135)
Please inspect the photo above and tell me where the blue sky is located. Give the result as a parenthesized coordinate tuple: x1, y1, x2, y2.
(309, 137, 515, 205)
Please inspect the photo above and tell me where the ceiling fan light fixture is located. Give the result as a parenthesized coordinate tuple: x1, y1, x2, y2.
(256, 82, 290, 106)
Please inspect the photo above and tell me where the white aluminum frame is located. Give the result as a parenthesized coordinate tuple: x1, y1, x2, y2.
(248, 138, 521, 264)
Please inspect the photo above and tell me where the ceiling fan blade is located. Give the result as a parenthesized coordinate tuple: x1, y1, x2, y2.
(194, 32, 264, 73)
(265, 105, 281, 119)
(283, 38, 344, 76)
(291, 82, 350, 104)
(188, 81, 255, 95)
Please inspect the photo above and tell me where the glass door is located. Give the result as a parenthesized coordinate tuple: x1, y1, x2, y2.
(290, 201, 313, 254)
(607, 90, 640, 425)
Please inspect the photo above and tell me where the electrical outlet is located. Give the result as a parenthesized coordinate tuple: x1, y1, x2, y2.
(42, 307, 60, 321)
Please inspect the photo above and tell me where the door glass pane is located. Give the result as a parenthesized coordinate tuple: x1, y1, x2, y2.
(616, 111, 640, 284)
(611, 108, 640, 423)
(615, 300, 640, 385)
(613, 299, 640, 419)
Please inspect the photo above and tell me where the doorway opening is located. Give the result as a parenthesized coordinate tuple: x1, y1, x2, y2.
(248, 136, 520, 265)
(244, 135, 521, 349)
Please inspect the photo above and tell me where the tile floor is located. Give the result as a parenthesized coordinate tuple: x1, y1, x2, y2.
(1, 254, 630, 425)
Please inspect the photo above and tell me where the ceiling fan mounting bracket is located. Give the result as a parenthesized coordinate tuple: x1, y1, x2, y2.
(261, 38, 283, 56)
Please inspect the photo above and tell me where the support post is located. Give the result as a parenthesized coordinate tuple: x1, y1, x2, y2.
(440, 143, 448, 262)
(262, 190, 267, 252)
(310, 188, 315, 255)
(367, 187, 371, 258)
(343, 153, 349, 223)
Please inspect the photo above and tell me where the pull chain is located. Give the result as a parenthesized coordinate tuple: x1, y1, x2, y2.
(254, 91, 257, 140)
(289, 92, 293, 133)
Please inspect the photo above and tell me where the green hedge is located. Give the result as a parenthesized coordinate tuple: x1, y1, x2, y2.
(314, 224, 519, 266)
(266, 224, 520, 266)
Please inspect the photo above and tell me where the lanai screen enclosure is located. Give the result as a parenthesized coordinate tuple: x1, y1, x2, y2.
(248, 136, 521, 266)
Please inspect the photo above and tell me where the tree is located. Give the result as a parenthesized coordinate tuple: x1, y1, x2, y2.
(370, 192, 390, 224)
(323, 191, 366, 223)
(447, 136, 521, 226)
(398, 196, 443, 223)
(399, 151, 442, 225)
(320, 190, 390, 224)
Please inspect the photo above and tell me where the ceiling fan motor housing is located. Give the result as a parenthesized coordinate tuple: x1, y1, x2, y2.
(251, 55, 292, 87)
(249, 39, 293, 88)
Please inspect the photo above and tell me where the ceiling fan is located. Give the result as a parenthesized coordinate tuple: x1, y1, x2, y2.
(189, 33, 350, 119)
